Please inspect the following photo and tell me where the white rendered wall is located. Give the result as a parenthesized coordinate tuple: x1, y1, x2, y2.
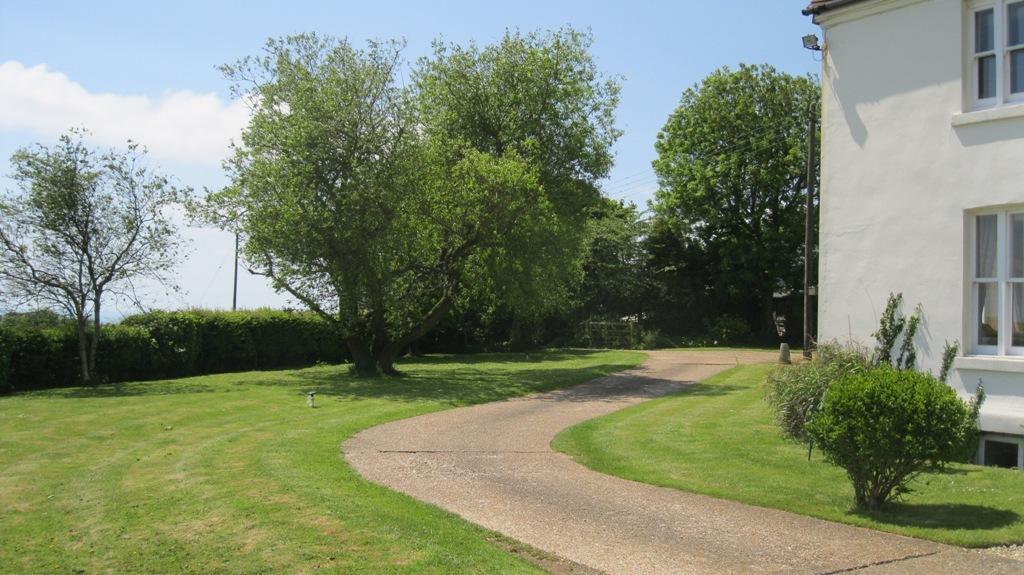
(817, 0, 1024, 434)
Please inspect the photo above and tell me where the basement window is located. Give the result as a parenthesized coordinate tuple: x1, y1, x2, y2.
(983, 438, 1022, 468)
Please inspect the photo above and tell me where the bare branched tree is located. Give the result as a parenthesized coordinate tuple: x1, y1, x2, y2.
(0, 129, 190, 383)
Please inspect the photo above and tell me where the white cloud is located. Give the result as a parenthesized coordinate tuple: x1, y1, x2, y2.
(0, 61, 294, 314)
(0, 60, 249, 167)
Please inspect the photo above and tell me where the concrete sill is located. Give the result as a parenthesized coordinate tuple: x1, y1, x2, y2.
(952, 103, 1024, 127)
(956, 356, 1024, 373)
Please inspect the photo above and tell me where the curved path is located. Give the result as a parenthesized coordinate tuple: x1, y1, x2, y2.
(344, 351, 1023, 574)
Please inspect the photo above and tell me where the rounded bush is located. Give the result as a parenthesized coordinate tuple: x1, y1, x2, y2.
(806, 368, 980, 510)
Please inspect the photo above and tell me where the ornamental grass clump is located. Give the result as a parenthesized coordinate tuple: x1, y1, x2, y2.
(764, 342, 872, 443)
(806, 368, 983, 510)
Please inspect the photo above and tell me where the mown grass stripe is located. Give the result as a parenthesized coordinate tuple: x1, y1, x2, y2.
(553, 363, 1024, 548)
(1, 350, 644, 573)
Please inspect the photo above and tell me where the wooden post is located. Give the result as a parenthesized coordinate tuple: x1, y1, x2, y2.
(232, 231, 239, 311)
(803, 102, 818, 359)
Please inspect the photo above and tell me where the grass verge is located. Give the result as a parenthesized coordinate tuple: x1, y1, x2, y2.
(0, 350, 643, 573)
(552, 363, 1024, 547)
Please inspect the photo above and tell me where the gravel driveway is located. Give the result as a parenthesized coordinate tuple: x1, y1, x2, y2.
(344, 350, 1024, 574)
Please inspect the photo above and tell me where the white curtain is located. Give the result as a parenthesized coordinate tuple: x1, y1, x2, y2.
(978, 214, 997, 278)
(1013, 214, 1024, 278)
(979, 283, 998, 346)
(977, 215, 999, 346)
(1014, 284, 1024, 347)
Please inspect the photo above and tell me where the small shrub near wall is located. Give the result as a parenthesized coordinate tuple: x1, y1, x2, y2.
(806, 368, 982, 510)
(0, 309, 348, 393)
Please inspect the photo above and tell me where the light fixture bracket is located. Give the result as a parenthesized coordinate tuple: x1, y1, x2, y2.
(802, 34, 822, 51)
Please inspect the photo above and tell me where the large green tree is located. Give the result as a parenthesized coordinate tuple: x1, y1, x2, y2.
(203, 30, 620, 374)
(576, 199, 649, 321)
(0, 130, 188, 383)
(652, 64, 819, 337)
(642, 216, 716, 335)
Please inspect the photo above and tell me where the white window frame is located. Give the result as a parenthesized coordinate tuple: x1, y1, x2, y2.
(968, 0, 1024, 110)
(1008, 1, 1024, 101)
(969, 208, 1024, 356)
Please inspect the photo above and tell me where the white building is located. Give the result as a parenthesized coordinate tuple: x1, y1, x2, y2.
(805, 0, 1024, 467)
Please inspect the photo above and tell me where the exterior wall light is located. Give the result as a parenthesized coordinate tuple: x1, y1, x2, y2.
(802, 34, 822, 51)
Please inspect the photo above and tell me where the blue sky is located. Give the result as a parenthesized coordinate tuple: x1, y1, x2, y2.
(0, 1, 820, 316)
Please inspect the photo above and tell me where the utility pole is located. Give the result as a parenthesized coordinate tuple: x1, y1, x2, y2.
(803, 101, 818, 359)
(232, 231, 239, 311)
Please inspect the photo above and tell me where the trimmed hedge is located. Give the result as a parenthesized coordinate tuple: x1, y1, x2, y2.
(0, 309, 348, 393)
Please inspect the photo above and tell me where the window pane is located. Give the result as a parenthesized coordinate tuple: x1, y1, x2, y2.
(977, 8, 995, 52)
(1013, 50, 1024, 94)
(977, 214, 998, 278)
(979, 55, 997, 99)
(1011, 2, 1024, 46)
(1014, 214, 1024, 277)
(1015, 283, 1024, 346)
(979, 282, 999, 347)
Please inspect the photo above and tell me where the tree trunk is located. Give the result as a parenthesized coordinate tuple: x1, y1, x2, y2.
(345, 335, 378, 377)
(375, 294, 454, 375)
(89, 295, 101, 378)
(760, 288, 776, 339)
(75, 317, 92, 385)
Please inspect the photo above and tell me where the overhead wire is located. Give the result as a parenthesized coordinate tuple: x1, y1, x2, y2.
(597, 115, 803, 202)
(600, 117, 805, 205)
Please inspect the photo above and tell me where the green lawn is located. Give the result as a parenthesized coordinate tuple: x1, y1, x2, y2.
(552, 363, 1024, 548)
(0, 350, 643, 574)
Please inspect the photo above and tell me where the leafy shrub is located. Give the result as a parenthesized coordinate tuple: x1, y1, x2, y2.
(806, 368, 983, 510)
(939, 340, 959, 384)
(0, 309, 70, 330)
(764, 342, 872, 442)
(120, 309, 348, 376)
(0, 328, 12, 394)
(96, 324, 160, 382)
(638, 329, 658, 350)
(2, 326, 80, 392)
(873, 293, 904, 366)
(638, 329, 680, 350)
(872, 292, 922, 370)
(122, 310, 204, 378)
(702, 314, 749, 344)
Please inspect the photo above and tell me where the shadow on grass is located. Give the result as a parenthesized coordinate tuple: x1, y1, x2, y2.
(668, 382, 745, 397)
(405, 350, 604, 365)
(20, 380, 226, 399)
(19, 350, 641, 406)
(259, 362, 647, 406)
(860, 503, 1021, 531)
(933, 466, 983, 476)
